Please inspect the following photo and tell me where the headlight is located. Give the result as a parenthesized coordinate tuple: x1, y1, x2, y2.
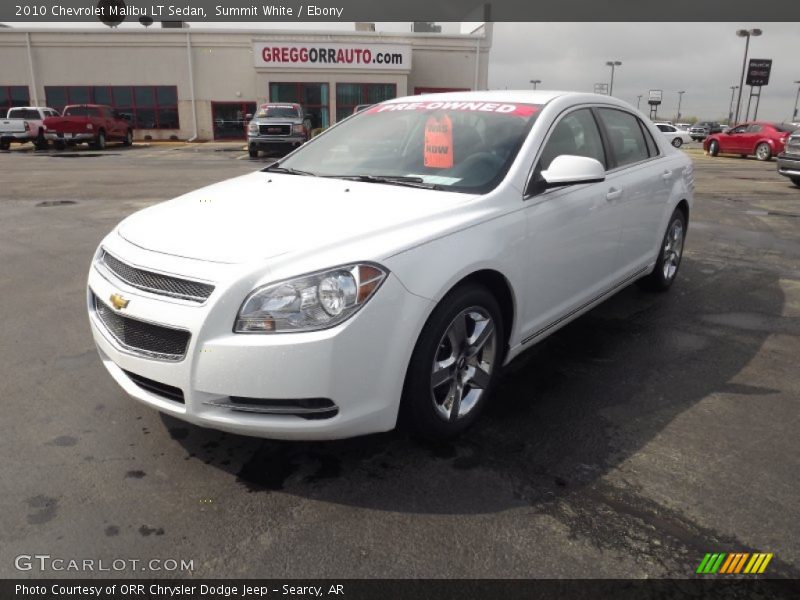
(292, 124, 306, 135)
(234, 263, 387, 333)
(248, 122, 258, 134)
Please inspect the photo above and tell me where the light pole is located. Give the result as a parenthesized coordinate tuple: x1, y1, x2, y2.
(606, 61, 622, 96)
(728, 85, 739, 125)
(529, 79, 541, 90)
(734, 28, 762, 125)
(793, 80, 800, 122)
(637, 94, 642, 109)
(676, 90, 685, 121)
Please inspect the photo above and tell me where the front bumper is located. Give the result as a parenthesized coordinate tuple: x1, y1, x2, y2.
(776, 153, 800, 179)
(248, 134, 306, 149)
(86, 238, 432, 440)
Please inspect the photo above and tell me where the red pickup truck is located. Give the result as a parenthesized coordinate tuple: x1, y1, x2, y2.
(43, 104, 133, 150)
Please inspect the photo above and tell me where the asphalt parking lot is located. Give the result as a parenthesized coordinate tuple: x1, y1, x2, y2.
(1, 141, 798, 579)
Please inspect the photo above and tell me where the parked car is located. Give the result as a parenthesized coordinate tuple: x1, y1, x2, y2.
(247, 103, 312, 158)
(654, 122, 693, 148)
(43, 104, 133, 150)
(87, 91, 693, 441)
(704, 121, 794, 161)
(776, 129, 800, 187)
(689, 121, 724, 141)
(0, 106, 60, 150)
(675, 123, 692, 131)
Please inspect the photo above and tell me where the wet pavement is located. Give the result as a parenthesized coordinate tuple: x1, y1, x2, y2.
(1, 144, 798, 578)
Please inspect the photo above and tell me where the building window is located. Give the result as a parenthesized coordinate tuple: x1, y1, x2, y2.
(413, 87, 470, 95)
(335, 83, 396, 121)
(211, 102, 256, 140)
(269, 82, 329, 129)
(0, 86, 30, 118)
(44, 85, 179, 129)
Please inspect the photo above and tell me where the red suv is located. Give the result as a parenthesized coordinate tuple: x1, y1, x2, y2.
(704, 121, 794, 161)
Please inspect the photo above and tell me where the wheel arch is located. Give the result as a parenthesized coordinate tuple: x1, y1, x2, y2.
(436, 268, 516, 360)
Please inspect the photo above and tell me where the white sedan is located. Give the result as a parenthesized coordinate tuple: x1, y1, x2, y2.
(87, 91, 693, 440)
(654, 122, 694, 148)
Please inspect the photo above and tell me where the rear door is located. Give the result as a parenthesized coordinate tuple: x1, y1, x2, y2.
(596, 107, 670, 275)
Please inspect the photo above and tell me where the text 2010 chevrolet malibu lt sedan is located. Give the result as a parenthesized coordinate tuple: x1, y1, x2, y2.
(88, 91, 693, 440)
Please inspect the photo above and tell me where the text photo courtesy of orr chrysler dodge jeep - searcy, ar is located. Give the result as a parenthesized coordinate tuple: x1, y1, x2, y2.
(86, 91, 693, 441)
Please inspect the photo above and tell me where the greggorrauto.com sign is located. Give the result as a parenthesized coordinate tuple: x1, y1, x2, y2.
(253, 42, 412, 70)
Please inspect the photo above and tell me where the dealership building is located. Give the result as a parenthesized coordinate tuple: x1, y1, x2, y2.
(0, 24, 490, 140)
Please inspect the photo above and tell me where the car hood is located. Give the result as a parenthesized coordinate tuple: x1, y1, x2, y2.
(117, 171, 477, 264)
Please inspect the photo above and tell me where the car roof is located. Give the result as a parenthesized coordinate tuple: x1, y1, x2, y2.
(8, 106, 56, 111)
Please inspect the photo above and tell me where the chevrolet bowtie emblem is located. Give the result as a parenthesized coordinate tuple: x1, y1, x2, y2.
(110, 293, 130, 310)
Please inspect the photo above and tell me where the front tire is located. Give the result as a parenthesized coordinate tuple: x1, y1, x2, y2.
(123, 129, 133, 147)
(34, 129, 48, 150)
(248, 146, 259, 158)
(401, 284, 504, 439)
(708, 140, 719, 156)
(672, 137, 683, 148)
(638, 208, 687, 292)
(790, 177, 800, 188)
(755, 142, 772, 161)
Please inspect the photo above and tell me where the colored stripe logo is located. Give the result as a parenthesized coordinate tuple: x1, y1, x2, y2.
(697, 553, 773, 574)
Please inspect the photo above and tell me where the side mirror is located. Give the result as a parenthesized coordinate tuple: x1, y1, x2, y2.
(245, 114, 253, 121)
(541, 155, 605, 188)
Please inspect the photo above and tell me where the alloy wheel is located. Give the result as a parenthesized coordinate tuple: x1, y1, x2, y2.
(430, 307, 497, 422)
(662, 218, 685, 281)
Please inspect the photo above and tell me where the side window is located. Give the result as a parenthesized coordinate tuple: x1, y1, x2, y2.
(639, 121, 659, 157)
(730, 125, 748, 134)
(656, 124, 669, 132)
(539, 108, 607, 171)
(747, 124, 762, 133)
(597, 108, 650, 167)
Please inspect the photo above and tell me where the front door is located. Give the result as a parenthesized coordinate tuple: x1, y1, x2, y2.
(520, 107, 622, 340)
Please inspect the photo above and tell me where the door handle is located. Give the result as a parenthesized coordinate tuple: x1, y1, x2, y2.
(661, 170, 672, 181)
(606, 187, 623, 201)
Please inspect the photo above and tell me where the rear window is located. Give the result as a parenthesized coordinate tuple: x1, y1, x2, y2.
(256, 106, 300, 119)
(63, 106, 100, 118)
(597, 108, 651, 167)
(8, 108, 40, 120)
(774, 123, 797, 133)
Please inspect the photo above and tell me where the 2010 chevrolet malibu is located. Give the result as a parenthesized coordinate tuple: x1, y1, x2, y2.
(87, 91, 693, 440)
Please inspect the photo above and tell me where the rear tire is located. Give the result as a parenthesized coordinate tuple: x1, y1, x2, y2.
(93, 130, 106, 150)
(755, 142, 771, 161)
(123, 129, 133, 147)
(401, 284, 504, 440)
(34, 129, 48, 150)
(672, 137, 683, 148)
(0, 141, 10, 151)
(638, 208, 687, 292)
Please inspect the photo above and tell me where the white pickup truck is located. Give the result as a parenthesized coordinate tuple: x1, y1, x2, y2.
(0, 106, 60, 150)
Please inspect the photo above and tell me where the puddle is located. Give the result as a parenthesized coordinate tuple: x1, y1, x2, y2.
(36, 200, 77, 207)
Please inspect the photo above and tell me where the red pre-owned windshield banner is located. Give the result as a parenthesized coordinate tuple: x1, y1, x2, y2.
(367, 102, 541, 117)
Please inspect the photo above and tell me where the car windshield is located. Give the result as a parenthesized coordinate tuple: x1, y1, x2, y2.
(277, 100, 542, 193)
(257, 106, 300, 118)
(64, 106, 99, 117)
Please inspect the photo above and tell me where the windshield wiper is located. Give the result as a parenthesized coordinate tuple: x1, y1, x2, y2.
(323, 174, 441, 190)
(263, 165, 317, 177)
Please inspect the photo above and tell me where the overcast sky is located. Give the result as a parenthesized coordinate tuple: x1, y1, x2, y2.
(4, 21, 799, 122)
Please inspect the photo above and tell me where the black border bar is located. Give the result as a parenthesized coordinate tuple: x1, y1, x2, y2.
(2, 0, 800, 22)
(4, 579, 800, 600)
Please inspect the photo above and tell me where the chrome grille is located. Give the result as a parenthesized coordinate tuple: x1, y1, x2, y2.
(123, 370, 185, 403)
(100, 250, 214, 303)
(259, 124, 291, 136)
(92, 293, 190, 361)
